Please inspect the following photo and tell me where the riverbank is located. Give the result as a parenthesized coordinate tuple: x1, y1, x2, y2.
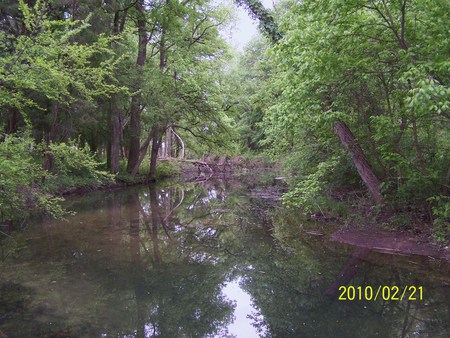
(4, 155, 447, 261)
(54, 155, 277, 196)
(282, 186, 449, 261)
(69, 156, 449, 254)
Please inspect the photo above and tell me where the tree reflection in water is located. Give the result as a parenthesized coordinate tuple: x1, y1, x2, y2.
(0, 179, 448, 337)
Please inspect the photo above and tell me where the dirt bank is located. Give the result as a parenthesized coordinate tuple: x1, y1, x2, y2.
(330, 227, 450, 263)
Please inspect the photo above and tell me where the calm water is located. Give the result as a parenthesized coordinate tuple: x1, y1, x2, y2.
(0, 179, 449, 337)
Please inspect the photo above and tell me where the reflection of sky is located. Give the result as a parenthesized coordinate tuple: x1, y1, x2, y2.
(222, 278, 267, 337)
(222, 0, 276, 51)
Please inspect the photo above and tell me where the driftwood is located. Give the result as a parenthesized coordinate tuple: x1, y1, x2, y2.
(181, 159, 209, 167)
(159, 158, 209, 167)
(159, 158, 213, 180)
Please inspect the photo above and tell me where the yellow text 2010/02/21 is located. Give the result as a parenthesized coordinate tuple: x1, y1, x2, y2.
(338, 285, 424, 301)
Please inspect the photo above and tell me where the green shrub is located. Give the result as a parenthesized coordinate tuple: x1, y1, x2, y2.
(0, 135, 65, 221)
(0, 135, 114, 222)
(44, 140, 114, 190)
(428, 195, 450, 242)
(155, 160, 182, 178)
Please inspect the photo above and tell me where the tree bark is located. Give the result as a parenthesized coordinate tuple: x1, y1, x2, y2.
(106, 108, 112, 170)
(130, 130, 153, 177)
(172, 127, 185, 159)
(111, 96, 121, 174)
(126, 1, 147, 172)
(6, 107, 19, 134)
(334, 120, 383, 205)
(165, 127, 172, 157)
(149, 127, 160, 180)
(107, 10, 127, 173)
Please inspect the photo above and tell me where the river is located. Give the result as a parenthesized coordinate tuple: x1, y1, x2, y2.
(0, 179, 448, 337)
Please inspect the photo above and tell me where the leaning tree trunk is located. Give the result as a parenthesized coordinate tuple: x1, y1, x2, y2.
(172, 127, 185, 159)
(130, 130, 153, 178)
(334, 120, 383, 205)
(236, 0, 383, 205)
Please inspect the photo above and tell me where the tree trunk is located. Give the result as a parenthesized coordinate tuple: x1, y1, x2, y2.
(131, 130, 153, 177)
(6, 107, 19, 134)
(106, 108, 112, 170)
(172, 127, 185, 159)
(126, 1, 147, 172)
(334, 120, 383, 205)
(108, 10, 127, 174)
(111, 97, 121, 174)
(149, 127, 160, 181)
(165, 127, 172, 157)
(126, 94, 142, 172)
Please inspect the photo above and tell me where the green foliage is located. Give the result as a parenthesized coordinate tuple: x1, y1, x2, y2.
(0, 134, 114, 222)
(282, 157, 339, 213)
(155, 160, 182, 178)
(389, 213, 413, 230)
(0, 0, 119, 121)
(235, 0, 282, 42)
(225, 37, 275, 152)
(255, 0, 449, 233)
(44, 140, 114, 190)
(427, 195, 450, 242)
(0, 135, 65, 221)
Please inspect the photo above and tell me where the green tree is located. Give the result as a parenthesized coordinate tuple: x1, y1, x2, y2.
(124, 0, 236, 177)
(257, 0, 449, 228)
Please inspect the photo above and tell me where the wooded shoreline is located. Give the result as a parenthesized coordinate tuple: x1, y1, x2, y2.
(1, 0, 448, 243)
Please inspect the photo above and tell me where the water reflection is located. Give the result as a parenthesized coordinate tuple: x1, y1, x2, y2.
(222, 278, 267, 338)
(0, 179, 449, 337)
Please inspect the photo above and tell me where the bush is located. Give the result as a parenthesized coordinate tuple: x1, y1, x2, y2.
(428, 195, 450, 242)
(0, 135, 65, 221)
(44, 140, 114, 190)
(0, 135, 114, 223)
(155, 160, 182, 178)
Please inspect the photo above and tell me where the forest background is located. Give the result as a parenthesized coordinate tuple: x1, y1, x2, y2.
(0, 0, 448, 242)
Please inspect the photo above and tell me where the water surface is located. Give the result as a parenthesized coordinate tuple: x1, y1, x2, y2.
(1, 179, 448, 337)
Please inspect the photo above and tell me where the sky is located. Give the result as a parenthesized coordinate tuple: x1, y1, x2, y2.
(223, 0, 276, 51)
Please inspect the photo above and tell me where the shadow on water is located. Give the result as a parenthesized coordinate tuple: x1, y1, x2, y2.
(0, 179, 449, 337)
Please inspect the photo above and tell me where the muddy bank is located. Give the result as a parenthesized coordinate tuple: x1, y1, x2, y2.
(330, 228, 450, 263)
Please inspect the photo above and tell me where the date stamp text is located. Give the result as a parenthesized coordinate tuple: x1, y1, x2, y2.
(338, 285, 423, 301)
